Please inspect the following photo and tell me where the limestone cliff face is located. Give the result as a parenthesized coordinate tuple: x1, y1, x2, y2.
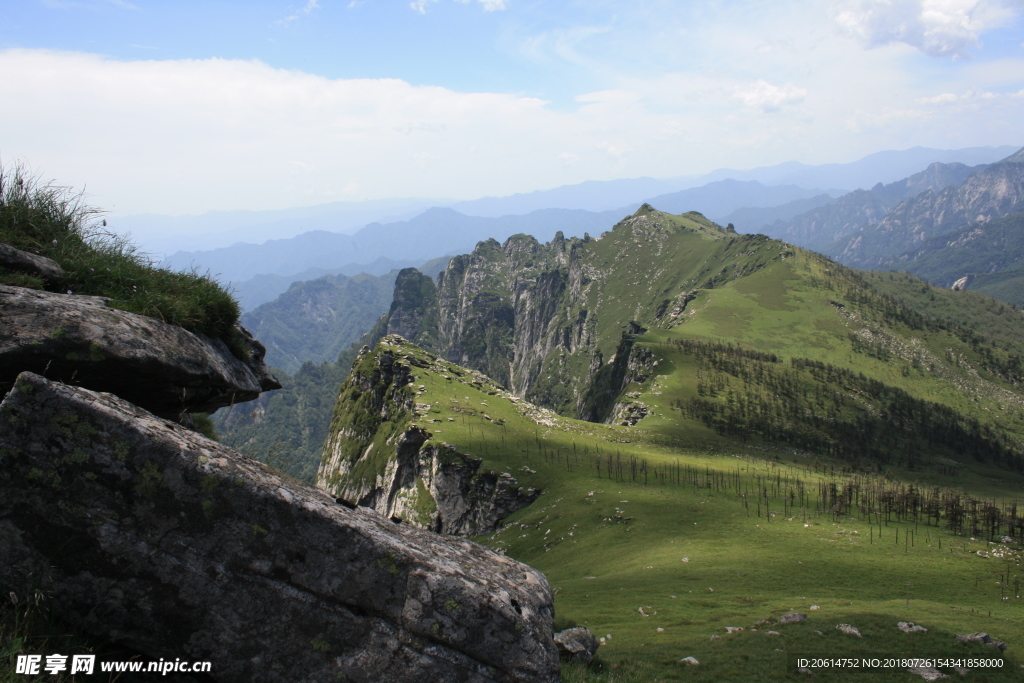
(318, 336, 538, 536)
(380, 206, 789, 423)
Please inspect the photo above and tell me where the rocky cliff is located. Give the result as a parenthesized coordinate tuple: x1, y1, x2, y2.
(1, 372, 558, 683)
(318, 336, 539, 536)
(376, 205, 792, 422)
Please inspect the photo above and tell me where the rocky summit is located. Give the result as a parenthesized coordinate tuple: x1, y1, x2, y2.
(0, 372, 559, 683)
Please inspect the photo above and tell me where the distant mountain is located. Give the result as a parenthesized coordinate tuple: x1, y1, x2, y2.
(700, 145, 1018, 192)
(829, 152, 1024, 269)
(164, 207, 627, 283)
(767, 162, 986, 250)
(641, 179, 837, 219)
(451, 177, 685, 217)
(113, 197, 445, 256)
(241, 272, 398, 374)
(716, 194, 835, 234)
(230, 257, 428, 312)
(238, 255, 452, 371)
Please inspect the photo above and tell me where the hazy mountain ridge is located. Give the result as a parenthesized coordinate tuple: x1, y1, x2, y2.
(830, 153, 1024, 269)
(764, 161, 986, 249)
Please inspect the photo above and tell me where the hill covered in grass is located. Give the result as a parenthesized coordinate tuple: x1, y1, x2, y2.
(367, 204, 1024, 474)
(320, 334, 1024, 681)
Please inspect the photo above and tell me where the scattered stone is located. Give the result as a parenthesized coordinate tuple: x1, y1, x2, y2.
(0, 373, 559, 683)
(809, 605, 820, 610)
(813, 630, 823, 635)
(779, 613, 807, 624)
(656, 627, 664, 633)
(679, 656, 700, 666)
(955, 632, 1007, 651)
(709, 635, 720, 641)
(898, 622, 928, 633)
(754, 619, 771, 627)
(0, 242, 65, 282)
(837, 624, 862, 637)
(725, 627, 743, 634)
(554, 627, 600, 664)
(681, 557, 689, 562)
(797, 667, 814, 674)
(907, 665, 948, 681)
(766, 631, 781, 636)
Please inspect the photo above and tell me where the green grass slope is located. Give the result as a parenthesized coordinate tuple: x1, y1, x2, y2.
(336, 336, 1024, 682)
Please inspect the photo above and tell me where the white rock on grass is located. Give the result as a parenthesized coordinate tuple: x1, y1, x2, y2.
(898, 622, 928, 633)
(679, 656, 700, 666)
(779, 613, 807, 624)
(907, 665, 948, 681)
(837, 624, 862, 637)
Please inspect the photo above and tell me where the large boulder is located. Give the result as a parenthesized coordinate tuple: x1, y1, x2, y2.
(0, 241, 66, 282)
(0, 285, 280, 419)
(0, 372, 559, 683)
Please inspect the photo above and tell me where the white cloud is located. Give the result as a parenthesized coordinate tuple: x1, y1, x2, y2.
(733, 80, 808, 112)
(282, 0, 320, 23)
(411, 0, 505, 14)
(835, 0, 1024, 58)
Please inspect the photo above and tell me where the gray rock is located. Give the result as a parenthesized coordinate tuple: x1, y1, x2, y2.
(955, 632, 1007, 651)
(0, 242, 65, 282)
(0, 285, 280, 419)
(907, 666, 948, 681)
(837, 624, 862, 637)
(778, 613, 807, 624)
(0, 372, 559, 683)
(898, 621, 928, 633)
(554, 627, 600, 664)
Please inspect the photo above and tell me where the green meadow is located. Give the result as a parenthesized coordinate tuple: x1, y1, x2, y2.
(384, 312, 1024, 681)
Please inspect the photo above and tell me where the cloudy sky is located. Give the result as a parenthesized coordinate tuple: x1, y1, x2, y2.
(1, 0, 1022, 216)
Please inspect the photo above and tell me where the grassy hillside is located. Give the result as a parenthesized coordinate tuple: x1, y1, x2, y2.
(0, 164, 239, 341)
(335, 336, 1024, 681)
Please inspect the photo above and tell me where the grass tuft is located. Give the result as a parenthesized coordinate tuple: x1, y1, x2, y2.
(0, 163, 240, 342)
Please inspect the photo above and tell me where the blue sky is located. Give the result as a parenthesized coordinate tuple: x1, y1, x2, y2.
(2, 0, 1023, 216)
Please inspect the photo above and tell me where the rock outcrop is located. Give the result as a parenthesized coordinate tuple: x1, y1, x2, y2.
(0, 241, 66, 282)
(0, 285, 280, 419)
(318, 336, 538, 535)
(0, 372, 559, 683)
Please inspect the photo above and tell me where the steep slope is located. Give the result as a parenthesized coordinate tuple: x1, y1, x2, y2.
(765, 161, 984, 249)
(830, 150, 1024, 268)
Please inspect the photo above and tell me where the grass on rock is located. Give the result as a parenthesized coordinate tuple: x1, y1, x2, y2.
(0, 163, 239, 341)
